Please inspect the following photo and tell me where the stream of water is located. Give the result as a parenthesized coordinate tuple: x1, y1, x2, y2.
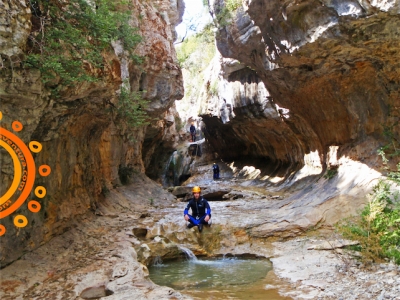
(149, 247, 291, 299)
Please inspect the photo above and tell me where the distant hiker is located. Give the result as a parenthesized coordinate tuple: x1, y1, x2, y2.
(189, 123, 196, 142)
(212, 163, 220, 180)
(184, 186, 211, 233)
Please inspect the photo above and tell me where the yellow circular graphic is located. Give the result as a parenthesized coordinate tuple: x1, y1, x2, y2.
(34, 186, 46, 198)
(29, 141, 42, 153)
(0, 140, 22, 206)
(0, 111, 50, 235)
(14, 215, 28, 228)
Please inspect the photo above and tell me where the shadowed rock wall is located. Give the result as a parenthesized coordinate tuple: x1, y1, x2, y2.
(201, 0, 400, 176)
(0, 0, 184, 266)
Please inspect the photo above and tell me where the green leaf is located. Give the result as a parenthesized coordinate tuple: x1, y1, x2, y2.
(24, 0, 143, 92)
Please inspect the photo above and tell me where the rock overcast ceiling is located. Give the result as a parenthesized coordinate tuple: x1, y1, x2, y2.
(200, 0, 400, 177)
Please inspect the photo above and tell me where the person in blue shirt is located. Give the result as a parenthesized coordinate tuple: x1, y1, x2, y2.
(189, 123, 196, 142)
(212, 163, 220, 179)
(184, 186, 211, 232)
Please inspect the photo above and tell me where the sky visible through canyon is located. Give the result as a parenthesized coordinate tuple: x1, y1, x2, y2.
(175, 0, 212, 39)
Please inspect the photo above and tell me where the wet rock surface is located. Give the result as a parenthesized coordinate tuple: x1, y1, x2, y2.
(0, 0, 184, 266)
(3, 0, 400, 299)
(0, 174, 189, 300)
(1, 162, 399, 299)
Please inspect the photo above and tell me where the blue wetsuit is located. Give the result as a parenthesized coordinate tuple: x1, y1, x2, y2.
(184, 197, 211, 225)
(190, 125, 196, 142)
(213, 164, 220, 179)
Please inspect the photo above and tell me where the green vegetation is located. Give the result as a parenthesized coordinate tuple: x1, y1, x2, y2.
(337, 120, 400, 264)
(117, 83, 150, 129)
(215, 8, 232, 28)
(176, 24, 215, 102)
(25, 0, 142, 90)
(337, 163, 400, 265)
(225, 0, 242, 12)
(176, 24, 215, 69)
(324, 168, 337, 180)
(215, 0, 242, 27)
(208, 79, 219, 97)
(175, 114, 184, 131)
(378, 124, 400, 165)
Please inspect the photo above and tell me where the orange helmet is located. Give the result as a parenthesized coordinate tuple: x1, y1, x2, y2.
(192, 186, 201, 193)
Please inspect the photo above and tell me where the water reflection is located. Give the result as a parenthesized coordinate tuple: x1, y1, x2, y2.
(149, 257, 290, 299)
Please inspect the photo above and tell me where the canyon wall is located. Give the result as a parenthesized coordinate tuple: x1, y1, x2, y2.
(0, 0, 184, 266)
(199, 0, 400, 178)
(2, 0, 400, 268)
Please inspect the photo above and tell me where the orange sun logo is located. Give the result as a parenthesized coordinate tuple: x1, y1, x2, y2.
(0, 110, 51, 236)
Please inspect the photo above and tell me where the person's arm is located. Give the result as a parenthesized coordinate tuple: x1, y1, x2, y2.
(184, 201, 191, 221)
(204, 199, 211, 222)
(205, 200, 211, 216)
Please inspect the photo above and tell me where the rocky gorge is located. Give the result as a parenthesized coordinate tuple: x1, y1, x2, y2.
(1, 0, 400, 299)
(1, 168, 399, 299)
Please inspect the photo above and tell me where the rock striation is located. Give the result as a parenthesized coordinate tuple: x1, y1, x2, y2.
(199, 0, 400, 177)
(0, 0, 184, 266)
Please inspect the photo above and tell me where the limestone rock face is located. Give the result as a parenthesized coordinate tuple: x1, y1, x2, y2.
(201, 0, 400, 175)
(0, 0, 31, 59)
(143, 104, 184, 183)
(0, 0, 183, 265)
(133, 0, 184, 115)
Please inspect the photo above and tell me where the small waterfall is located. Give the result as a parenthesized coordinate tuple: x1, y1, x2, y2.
(161, 150, 193, 187)
(152, 256, 163, 266)
(178, 246, 198, 261)
(162, 151, 176, 187)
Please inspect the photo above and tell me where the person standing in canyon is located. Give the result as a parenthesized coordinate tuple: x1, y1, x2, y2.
(213, 163, 220, 179)
(189, 123, 196, 142)
(184, 186, 211, 233)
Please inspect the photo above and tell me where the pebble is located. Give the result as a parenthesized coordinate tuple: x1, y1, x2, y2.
(309, 261, 400, 300)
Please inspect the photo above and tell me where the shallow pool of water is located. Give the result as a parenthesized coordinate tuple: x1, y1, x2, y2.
(149, 256, 291, 299)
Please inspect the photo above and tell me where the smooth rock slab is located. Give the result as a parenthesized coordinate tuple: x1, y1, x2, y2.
(80, 285, 106, 299)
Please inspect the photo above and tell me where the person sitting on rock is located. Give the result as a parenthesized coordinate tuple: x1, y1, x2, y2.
(212, 163, 220, 179)
(184, 186, 211, 233)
